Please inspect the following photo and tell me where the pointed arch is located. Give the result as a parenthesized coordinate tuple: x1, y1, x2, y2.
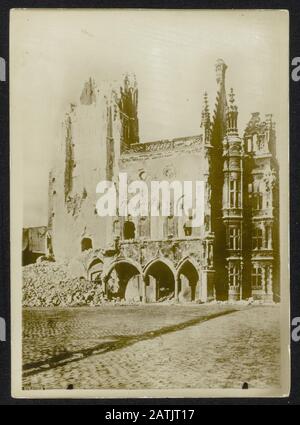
(144, 258, 176, 301)
(176, 257, 200, 279)
(104, 258, 143, 302)
(87, 257, 103, 282)
(87, 257, 103, 270)
(104, 258, 142, 279)
(143, 257, 176, 277)
(176, 257, 200, 302)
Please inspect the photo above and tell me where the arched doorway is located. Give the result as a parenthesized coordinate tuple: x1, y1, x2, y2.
(144, 260, 175, 302)
(106, 261, 142, 301)
(88, 258, 103, 283)
(177, 260, 199, 302)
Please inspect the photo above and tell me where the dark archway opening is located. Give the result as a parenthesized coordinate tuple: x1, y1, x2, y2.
(88, 259, 103, 283)
(177, 261, 199, 302)
(145, 261, 175, 301)
(107, 262, 141, 301)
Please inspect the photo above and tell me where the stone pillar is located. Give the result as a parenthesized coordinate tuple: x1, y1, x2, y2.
(102, 276, 108, 298)
(228, 287, 240, 302)
(175, 276, 179, 302)
(142, 276, 147, 304)
(268, 225, 273, 249)
(265, 265, 274, 303)
(154, 278, 158, 302)
(208, 242, 213, 267)
(251, 263, 264, 301)
(203, 241, 207, 267)
(262, 225, 267, 249)
(200, 270, 215, 302)
(196, 279, 201, 301)
(262, 266, 266, 294)
(201, 271, 207, 302)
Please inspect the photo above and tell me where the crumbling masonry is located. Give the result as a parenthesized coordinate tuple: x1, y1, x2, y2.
(48, 60, 279, 303)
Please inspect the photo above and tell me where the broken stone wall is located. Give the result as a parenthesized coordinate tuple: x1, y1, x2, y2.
(49, 79, 123, 261)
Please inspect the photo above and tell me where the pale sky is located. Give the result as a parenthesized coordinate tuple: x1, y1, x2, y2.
(10, 9, 289, 227)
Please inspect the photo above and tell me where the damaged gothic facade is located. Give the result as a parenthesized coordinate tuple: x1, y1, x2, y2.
(48, 59, 279, 303)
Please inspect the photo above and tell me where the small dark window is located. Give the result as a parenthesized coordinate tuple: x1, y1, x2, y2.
(81, 238, 93, 251)
(184, 225, 192, 237)
(123, 221, 135, 240)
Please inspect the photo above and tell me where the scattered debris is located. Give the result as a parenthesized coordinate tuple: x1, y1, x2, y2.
(23, 261, 105, 308)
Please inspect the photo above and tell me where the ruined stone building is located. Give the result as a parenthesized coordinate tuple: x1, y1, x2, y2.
(47, 59, 279, 303)
(22, 226, 49, 266)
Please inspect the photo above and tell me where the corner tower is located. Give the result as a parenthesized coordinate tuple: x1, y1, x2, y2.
(243, 113, 279, 302)
(222, 89, 244, 301)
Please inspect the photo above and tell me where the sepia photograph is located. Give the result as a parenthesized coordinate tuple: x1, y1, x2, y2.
(10, 9, 290, 398)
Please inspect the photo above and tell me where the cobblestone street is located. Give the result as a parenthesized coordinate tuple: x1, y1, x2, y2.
(23, 304, 281, 390)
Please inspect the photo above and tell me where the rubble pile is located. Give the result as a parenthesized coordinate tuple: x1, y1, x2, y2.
(23, 261, 106, 307)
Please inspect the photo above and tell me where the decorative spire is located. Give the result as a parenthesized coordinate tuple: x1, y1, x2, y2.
(226, 88, 238, 135)
(201, 92, 211, 144)
(215, 59, 228, 86)
(118, 73, 139, 149)
(265, 113, 273, 130)
(80, 77, 96, 106)
(106, 103, 115, 180)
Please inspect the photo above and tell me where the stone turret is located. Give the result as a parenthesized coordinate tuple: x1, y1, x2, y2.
(243, 113, 279, 301)
(222, 87, 244, 301)
(117, 74, 139, 151)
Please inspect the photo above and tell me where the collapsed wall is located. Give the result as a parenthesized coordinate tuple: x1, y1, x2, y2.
(23, 261, 105, 307)
(49, 75, 137, 262)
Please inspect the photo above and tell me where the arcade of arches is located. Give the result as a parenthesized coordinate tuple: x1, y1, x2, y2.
(99, 259, 201, 303)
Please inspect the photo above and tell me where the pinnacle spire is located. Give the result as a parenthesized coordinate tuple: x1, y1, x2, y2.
(215, 59, 228, 86)
(201, 91, 211, 144)
(226, 88, 238, 135)
(229, 87, 235, 105)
